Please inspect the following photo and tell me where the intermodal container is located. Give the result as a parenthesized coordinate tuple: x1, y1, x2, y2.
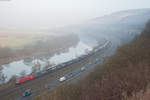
(35, 72, 41, 77)
(56, 65, 62, 69)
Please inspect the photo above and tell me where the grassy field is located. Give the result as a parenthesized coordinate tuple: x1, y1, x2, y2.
(0, 36, 33, 49)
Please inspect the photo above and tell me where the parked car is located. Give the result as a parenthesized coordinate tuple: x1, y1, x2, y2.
(22, 89, 32, 97)
(59, 76, 66, 82)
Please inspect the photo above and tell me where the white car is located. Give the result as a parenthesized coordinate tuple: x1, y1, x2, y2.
(81, 67, 85, 71)
(59, 76, 66, 82)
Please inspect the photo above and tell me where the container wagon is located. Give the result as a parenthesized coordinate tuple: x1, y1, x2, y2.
(56, 65, 63, 69)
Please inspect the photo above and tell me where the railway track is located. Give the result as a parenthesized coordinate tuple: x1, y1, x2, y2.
(0, 41, 112, 100)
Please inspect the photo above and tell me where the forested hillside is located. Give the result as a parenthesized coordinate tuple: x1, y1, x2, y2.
(69, 9, 150, 46)
(35, 20, 150, 100)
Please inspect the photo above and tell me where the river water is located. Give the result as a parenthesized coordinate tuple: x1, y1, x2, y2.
(0, 40, 97, 83)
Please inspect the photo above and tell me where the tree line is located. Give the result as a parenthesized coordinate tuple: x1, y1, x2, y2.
(34, 20, 150, 100)
(0, 34, 79, 64)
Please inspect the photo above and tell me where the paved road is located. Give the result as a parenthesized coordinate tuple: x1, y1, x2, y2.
(45, 41, 114, 89)
(16, 95, 33, 100)
(16, 57, 104, 100)
(15, 41, 113, 100)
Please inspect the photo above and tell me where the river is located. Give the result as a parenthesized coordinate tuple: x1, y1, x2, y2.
(0, 40, 97, 83)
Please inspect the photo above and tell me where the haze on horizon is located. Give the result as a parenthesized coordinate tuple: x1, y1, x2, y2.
(0, 0, 149, 32)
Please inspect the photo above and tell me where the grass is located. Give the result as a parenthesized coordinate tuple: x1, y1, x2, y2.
(0, 36, 33, 49)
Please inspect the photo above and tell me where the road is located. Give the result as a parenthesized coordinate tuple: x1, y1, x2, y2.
(0, 41, 112, 100)
(45, 56, 103, 88)
(16, 41, 113, 100)
(16, 53, 106, 100)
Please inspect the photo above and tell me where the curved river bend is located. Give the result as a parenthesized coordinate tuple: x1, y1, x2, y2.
(1, 40, 97, 83)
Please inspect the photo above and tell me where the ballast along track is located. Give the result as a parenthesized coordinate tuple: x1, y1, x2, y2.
(0, 55, 88, 97)
(0, 41, 111, 100)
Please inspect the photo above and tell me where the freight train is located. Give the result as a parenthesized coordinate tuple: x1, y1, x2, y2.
(16, 74, 35, 84)
(16, 41, 111, 85)
(15, 60, 79, 84)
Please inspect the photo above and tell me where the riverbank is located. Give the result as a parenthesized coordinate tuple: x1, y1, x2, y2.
(0, 34, 79, 65)
(0, 40, 110, 100)
(34, 21, 150, 100)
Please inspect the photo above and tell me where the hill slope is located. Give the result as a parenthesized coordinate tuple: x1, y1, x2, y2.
(69, 9, 150, 46)
(35, 20, 150, 100)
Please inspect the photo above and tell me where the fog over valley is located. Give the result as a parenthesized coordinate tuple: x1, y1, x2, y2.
(0, 0, 150, 35)
(0, 0, 150, 100)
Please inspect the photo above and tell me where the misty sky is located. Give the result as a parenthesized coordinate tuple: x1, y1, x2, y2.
(0, 0, 149, 30)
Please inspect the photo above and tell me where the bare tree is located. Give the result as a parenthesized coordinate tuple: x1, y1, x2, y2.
(32, 61, 41, 73)
(20, 70, 26, 77)
(0, 73, 6, 83)
(9, 75, 17, 82)
(0, 68, 6, 83)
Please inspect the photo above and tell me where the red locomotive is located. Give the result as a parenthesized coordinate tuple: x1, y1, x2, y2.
(16, 74, 35, 84)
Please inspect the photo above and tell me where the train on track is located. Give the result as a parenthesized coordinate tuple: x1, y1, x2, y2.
(16, 41, 111, 85)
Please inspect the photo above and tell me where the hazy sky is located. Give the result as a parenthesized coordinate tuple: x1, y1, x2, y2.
(0, 0, 149, 30)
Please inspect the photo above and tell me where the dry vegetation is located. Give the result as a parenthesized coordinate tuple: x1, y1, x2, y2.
(34, 20, 150, 100)
(0, 36, 32, 49)
(0, 34, 79, 64)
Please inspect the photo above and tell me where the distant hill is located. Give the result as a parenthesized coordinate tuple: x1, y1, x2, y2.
(35, 17, 150, 100)
(68, 8, 150, 46)
(91, 8, 150, 25)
